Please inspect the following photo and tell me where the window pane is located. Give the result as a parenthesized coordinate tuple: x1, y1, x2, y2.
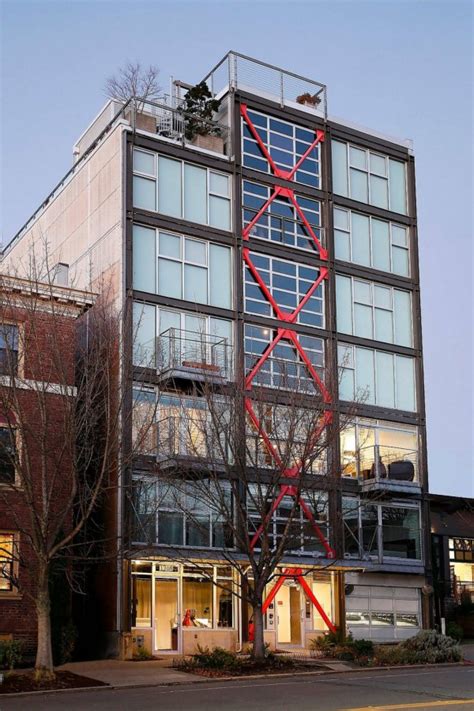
(133, 303, 156, 367)
(372, 219, 390, 272)
(332, 141, 348, 197)
(389, 159, 407, 214)
(133, 225, 156, 292)
(352, 214, 370, 265)
(375, 309, 393, 343)
(159, 512, 184, 545)
(184, 264, 208, 304)
(376, 351, 395, 407)
(392, 247, 409, 277)
(354, 280, 371, 304)
(336, 275, 352, 334)
(158, 259, 182, 299)
(394, 290, 413, 347)
(158, 157, 182, 217)
(395, 356, 416, 411)
(133, 176, 156, 211)
(185, 239, 207, 265)
(370, 153, 387, 176)
(374, 286, 391, 309)
(354, 304, 373, 339)
(134, 149, 155, 175)
(382, 507, 420, 559)
(210, 172, 229, 196)
(349, 146, 367, 170)
(183, 577, 213, 626)
(339, 368, 355, 401)
(184, 164, 207, 224)
(210, 245, 231, 309)
(159, 232, 181, 259)
(356, 348, 375, 403)
(159, 309, 180, 335)
(209, 196, 231, 230)
(350, 169, 368, 203)
(392, 225, 407, 247)
(370, 175, 388, 209)
(334, 208, 349, 230)
(335, 230, 351, 261)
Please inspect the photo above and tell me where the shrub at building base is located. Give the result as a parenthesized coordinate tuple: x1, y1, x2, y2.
(175, 645, 297, 676)
(376, 631, 462, 666)
(0, 640, 23, 670)
(309, 632, 374, 664)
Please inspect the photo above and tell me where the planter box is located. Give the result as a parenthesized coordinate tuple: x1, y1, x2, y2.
(191, 133, 225, 154)
(126, 110, 156, 133)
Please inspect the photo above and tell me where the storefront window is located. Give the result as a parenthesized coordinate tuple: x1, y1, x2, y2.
(183, 575, 213, 628)
(216, 580, 233, 628)
(132, 576, 152, 628)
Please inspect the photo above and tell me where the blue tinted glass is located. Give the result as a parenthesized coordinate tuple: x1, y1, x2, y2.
(273, 260, 296, 276)
(269, 133, 293, 151)
(302, 209, 320, 226)
(296, 127, 314, 142)
(300, 312, 323, 327)
(298, 280, 313, 294)
(244, 194, 264, 210)
(297, 172, 319, 188)
(245, 283, 265, 300)
(270, 148, 293, 166)
(243, 181, 268, 197)
(299, 266, 317, 280)
(271, 201, 293, 218)
(243, 124, 267, 142)
(247, 111, 267, 128)
(244, 138, 265, 157)
(298, 197, 319, 212)
(269, 118, 293, 136)
(296, 236, 311, 249)
(271, 231, 283, 243)
(246, 300, 271, 316)
(250, 253, 270, 269)
(273, 275, 296, 291)
(243, 155, 268, 172)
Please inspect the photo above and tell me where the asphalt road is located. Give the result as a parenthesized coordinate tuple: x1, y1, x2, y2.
(0, 666, 473, 711)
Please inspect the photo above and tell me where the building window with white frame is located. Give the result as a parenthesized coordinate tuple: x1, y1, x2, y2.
(334, 208, 410, 277)
(243, 181, 322, 252)
(338, 343, 416, 411)
(242, 110, 321, 188)
(132, 149, 231, 231)
(336, 275, 413, 347)
(133, 225, 232, 309)
(332, 140, 407, 215)
(0, 324, 19, 377)
(244, 252, 324, 327)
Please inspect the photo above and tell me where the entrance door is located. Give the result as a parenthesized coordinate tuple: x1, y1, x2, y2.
(276, 581, 302, 645)
(154, 578, 179, 652)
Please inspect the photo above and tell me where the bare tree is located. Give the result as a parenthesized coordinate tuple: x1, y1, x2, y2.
(0, 263, 157, 679)
(129, 346, 359, 659)
(104, 61, 162, 111)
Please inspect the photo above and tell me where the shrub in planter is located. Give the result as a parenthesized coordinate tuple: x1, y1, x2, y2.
(193, 645, 239, 671)
(350, 638, 374, 658)
(133, 646, 153, 661)
(376, 631, 462, 666)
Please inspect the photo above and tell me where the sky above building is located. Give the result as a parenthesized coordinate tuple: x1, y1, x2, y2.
(1, 0, 472, 496)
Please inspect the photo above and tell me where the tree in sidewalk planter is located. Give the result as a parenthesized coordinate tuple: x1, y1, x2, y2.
(0, 259, 159, 680)
(129, 355, 362, 661)
(179, 81, 222, 141)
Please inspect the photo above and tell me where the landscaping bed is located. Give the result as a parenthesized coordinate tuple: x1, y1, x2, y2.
(0, 670, 108, 695)
(174, 647, 328, 678)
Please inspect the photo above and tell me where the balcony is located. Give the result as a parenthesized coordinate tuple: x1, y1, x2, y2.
(156, 414, 229, 469)
(357, 445, 421, 494)
(156, 329, 233, 384)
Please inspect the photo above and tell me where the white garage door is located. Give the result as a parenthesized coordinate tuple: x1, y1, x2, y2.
(346, 585, 421, 641)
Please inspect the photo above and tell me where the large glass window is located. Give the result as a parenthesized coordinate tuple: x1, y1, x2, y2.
(133, 226, 232, 309)
(0, 324, 19, 376)
(133, 302, 233, 373)
(133, 149, 231, 230)
(336, 275, 412, 347)
(331, 141, 407, 214)
(132, 478, 233, 550)
(243, 181, 321, 252)
(382, 506, 421, 560)
(334, 207, 410, 276)
(338, 344, 416, 411)
(245, 324, 324, 392)
(242, 110, 321, 188)
(244, 252, 324, 327)
(340, 418, 418, 482)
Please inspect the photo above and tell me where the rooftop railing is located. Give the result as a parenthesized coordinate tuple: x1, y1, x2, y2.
(198, 51, 327, 119)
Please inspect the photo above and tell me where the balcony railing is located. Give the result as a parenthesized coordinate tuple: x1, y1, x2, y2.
(198, 51, 327, 119)
(157, 414, 229, 464)
(357, 445, 420, 492)
(344, 521, 423, 563)
(246, 434, 326, 475)
(156, 328, 233, 382)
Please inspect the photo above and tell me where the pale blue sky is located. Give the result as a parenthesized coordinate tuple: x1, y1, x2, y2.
(1, 0, 472, 496)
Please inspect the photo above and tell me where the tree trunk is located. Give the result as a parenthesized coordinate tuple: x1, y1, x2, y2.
(35, 566, 55, 679)
(252, 603, 266, 659)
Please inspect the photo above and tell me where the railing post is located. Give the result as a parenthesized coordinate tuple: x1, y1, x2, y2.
(375, 444, 380, 480)
(280, 71, 284, 107)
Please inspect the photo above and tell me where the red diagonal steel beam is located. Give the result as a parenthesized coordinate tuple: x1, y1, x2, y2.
(241, 103, 279, 174)
(245, 327, 287, 390)
(298, 497, 335, 558)
(286, 330, 331, 403)
(287, 191, 327, 260)
(243, 248, 284, 319)
(242, 191, 278, 241)
(297, 574, 337, 632)
(262, 571, 287, 615)
(245, 398, 283, 468)
(249, 486, 287, 552)
(286, 267, 328, 324)
(287, 130, 325, 180)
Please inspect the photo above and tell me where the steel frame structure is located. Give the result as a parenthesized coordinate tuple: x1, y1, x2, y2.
(241, 105, 336, 578)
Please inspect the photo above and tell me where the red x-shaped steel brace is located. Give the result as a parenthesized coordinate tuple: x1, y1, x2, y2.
(262, 567, 336, 633)
(242, 105, 335, 560)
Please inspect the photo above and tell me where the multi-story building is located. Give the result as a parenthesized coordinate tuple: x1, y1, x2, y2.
(1, 52, 430, 656)
(0, 275, 93, 656)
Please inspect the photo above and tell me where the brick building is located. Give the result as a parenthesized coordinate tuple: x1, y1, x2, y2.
(0, 275, 94, 656)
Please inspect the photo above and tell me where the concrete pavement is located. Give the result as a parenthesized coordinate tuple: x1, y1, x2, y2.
(59, 658, 203, 686)
(1, 665, 473, 710)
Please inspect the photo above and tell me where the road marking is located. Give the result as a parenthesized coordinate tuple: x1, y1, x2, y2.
(345, 700, 474, 710)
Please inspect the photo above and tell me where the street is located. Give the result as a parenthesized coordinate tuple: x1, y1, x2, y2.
(0, 666, 473, 711)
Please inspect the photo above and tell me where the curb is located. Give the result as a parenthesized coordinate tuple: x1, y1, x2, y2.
(0, 661, 470, 699)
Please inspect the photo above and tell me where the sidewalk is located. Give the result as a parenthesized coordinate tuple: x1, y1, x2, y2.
(59, 658, 203, 687)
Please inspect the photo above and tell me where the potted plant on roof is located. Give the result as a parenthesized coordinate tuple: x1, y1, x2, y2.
(180, 81, 224, 153)
(296, 92, 321, 109)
